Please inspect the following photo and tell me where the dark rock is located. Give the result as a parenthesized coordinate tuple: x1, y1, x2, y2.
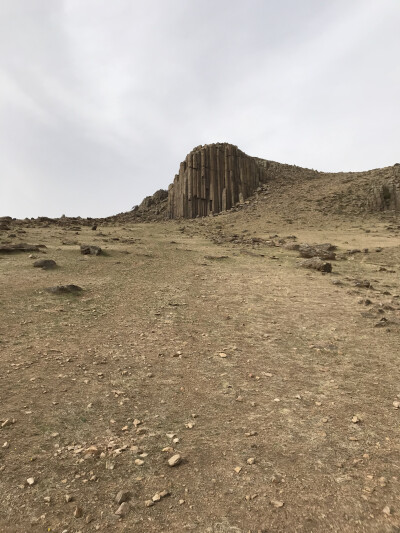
(115, 490, 131, 505)
(300, 258, 332, 272)
(347, 249, 361, 255)
(80, 245, 102, 256)
(0, 243, 41, 253)
(299, 243, 336, 260)
(33, 259, 57, 270)
(353, 279, 372, 288)
(46, 285, 83, 294)
(91, 225, 97, 231)
(284, 242, 300, 251)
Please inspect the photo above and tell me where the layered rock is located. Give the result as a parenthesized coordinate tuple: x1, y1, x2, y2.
(167, 143, 269, 218)
(367, 170, 400, 213)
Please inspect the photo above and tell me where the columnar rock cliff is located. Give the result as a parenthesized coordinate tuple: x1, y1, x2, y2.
(167, 143, 400, 219)
(167, 143, 269, 218)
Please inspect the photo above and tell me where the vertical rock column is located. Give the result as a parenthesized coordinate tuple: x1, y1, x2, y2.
(167, 143, 269, 218)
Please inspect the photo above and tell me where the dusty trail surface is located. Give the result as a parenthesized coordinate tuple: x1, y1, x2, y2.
(0, 214, 399, 533)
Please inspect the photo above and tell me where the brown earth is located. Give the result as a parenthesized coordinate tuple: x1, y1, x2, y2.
(1, 178, 400, 533)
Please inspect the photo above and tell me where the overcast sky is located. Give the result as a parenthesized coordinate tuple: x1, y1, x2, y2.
(1, 0, 399, 218)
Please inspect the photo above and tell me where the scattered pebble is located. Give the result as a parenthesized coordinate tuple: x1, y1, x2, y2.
(74, 506, 83, 518)
(168, 454, 182, 467)
(271, 500, 284, 508)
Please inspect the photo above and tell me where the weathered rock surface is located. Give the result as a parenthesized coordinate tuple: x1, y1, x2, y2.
(298, 243, 336, 260)
(138, 189, 168, 210)
(300, 258, 332, 272)
(367, 178, 400, 212)
(33, 259, 57, 269)
(168, 143, 269, 218)
(80, 245, 102, 256)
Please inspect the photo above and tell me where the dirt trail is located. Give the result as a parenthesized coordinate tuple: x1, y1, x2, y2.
(0, 217, 399, 533)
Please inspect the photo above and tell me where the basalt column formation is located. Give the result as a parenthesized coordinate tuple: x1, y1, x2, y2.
(167, 143, 269, 218)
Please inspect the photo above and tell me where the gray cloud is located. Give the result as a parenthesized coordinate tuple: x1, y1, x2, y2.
(1, 0, 399, 218)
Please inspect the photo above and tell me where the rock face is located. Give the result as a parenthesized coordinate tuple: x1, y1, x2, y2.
(367, 178, 400, 213)
(167, 143, 269, 218)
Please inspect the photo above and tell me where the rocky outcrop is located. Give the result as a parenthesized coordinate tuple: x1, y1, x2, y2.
(166, 144, 400, 220)
(167, 143, 269, 218)
(137, 189, 168, 211)
(367, 174, 400, 213)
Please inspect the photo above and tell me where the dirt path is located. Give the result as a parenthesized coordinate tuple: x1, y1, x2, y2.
(0, 218, 399, 532)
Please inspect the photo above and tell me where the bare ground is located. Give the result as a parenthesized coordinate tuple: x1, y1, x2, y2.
(0, 205, 400, 532)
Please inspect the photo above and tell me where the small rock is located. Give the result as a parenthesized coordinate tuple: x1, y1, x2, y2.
(80, 244, 102, 256)
(393, 401, 400, 409)
(115, 502, 130, 516)
(247, 458, 255, 465)
(152, 493, 161, 502)
(300, 257, 332, 272)
(74, 506, 83, 518)
(168, 454, 182, 467)
(352, 416, 361, 423)
(382, 505, 391, 515)
(65, 494, 73, 503)
(234, 466, 242, 474)
(115, 490, 130, 504)
(33, 259, 57, 269)
(84, 445, 100, 458)
(271, 499, 284, 508)
(1, 419, 15, 428)
(135, 459, 144, 466)
(26, 477, 35, 486)
(145, 500, 155, 507)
